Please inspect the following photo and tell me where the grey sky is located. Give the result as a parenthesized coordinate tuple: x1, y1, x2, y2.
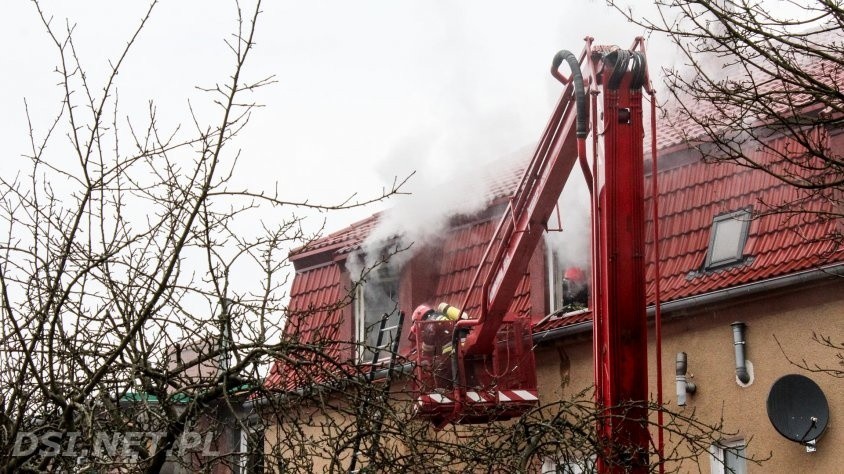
(1, 1, 668, 237)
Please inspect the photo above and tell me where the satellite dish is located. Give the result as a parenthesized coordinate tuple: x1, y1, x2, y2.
(766, 374, 829, 444)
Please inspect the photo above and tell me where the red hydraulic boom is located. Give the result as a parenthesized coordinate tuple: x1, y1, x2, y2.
(591, 41, 650, 473)
(410, 39, 652, 473)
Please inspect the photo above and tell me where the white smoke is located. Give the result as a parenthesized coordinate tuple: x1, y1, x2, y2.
(544, 163, 591, 271)
(348, 141, 533, 279)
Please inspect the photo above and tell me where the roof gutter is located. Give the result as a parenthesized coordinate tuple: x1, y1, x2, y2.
(532, 263, 844, 343)
(533, 320, 593, 344)
(244, 362, 415, 410)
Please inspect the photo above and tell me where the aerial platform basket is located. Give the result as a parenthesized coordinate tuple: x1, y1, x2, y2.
(410, 312, 538, 427)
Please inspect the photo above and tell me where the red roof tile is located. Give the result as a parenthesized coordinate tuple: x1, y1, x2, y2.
(272, 47, 844, 381)
(533, 309, 593, 334)
(265, 263, 351, 391)
(290, 214, 382, 262)
(431, 218, 531, 319)
(274, 131, 841, 375)
(643, 138, 840, 304)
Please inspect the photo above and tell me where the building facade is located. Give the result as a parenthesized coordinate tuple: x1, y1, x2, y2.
(262, 116, 843, 472)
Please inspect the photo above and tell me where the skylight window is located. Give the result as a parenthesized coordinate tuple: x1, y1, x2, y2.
(704, 208, 752, 270)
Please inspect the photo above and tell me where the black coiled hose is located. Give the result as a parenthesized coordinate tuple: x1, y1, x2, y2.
(551, 50, 589, 138)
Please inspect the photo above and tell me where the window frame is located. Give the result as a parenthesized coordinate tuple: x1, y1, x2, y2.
(237, 424, 264, 474)
(353, 270, 400, 364)
(709, 439, 746, 474)
(704, 208, 752, 270)
(545, 242, 589, 316)
(354, 283, 367, 362)
(547, 244, 564, 314)
(541, 454, 597, 473)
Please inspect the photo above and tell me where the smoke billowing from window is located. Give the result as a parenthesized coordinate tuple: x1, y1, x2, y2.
(350, 144, 534, 279)
(545, 166, 592, 271)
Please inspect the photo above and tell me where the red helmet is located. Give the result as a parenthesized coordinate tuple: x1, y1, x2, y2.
(408, 304, 435, 343)
(564, 266, 586, 282)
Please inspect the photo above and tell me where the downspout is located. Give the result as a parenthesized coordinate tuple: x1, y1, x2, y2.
(731, 322, 750, 384)
(675, 352, 696, 406)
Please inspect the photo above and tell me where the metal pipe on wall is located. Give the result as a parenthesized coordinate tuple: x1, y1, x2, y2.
(731, 322, 750, 384)
(675, 352, 696, 406)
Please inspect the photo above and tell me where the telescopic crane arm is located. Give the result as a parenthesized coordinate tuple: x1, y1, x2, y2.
(411, 44, 652, 467)
(407, 51, 590, 426)
(456, 50, 589, 356)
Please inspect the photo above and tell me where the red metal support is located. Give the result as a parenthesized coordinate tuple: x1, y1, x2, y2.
(411, 42, 653, 459)
(459, 49, 588, 356)
(631, 33, 667, 474)
(592, 49, 650, 472)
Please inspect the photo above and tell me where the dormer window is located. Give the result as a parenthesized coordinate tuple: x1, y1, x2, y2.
(543, 172, 591, 316)
(353, 267, 400, 364)
(546, 243, 589, 315)
(704, 208, 752, 270)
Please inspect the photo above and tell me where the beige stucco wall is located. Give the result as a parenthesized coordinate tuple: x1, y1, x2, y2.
(536, 279, 844, 473)
(263, 403, 351, 472)
(262, 389, 449, 473)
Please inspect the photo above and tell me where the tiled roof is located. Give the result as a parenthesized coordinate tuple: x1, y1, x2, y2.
(432, 218, 531, 319)
(272, 130, 841, 378)
(532, 309, 593, 334)
(290, 214, 382, 260)
(264, 263, 350, 391)
(655, 51, 844, 153)
(533, 134, 841, 333)
(644, 137, 839, 303)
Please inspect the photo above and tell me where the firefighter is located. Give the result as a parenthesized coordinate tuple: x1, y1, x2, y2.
(562, 266, 589, 310)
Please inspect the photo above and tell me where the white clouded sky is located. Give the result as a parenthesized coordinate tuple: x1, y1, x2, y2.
(1, 0, 670, 237)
